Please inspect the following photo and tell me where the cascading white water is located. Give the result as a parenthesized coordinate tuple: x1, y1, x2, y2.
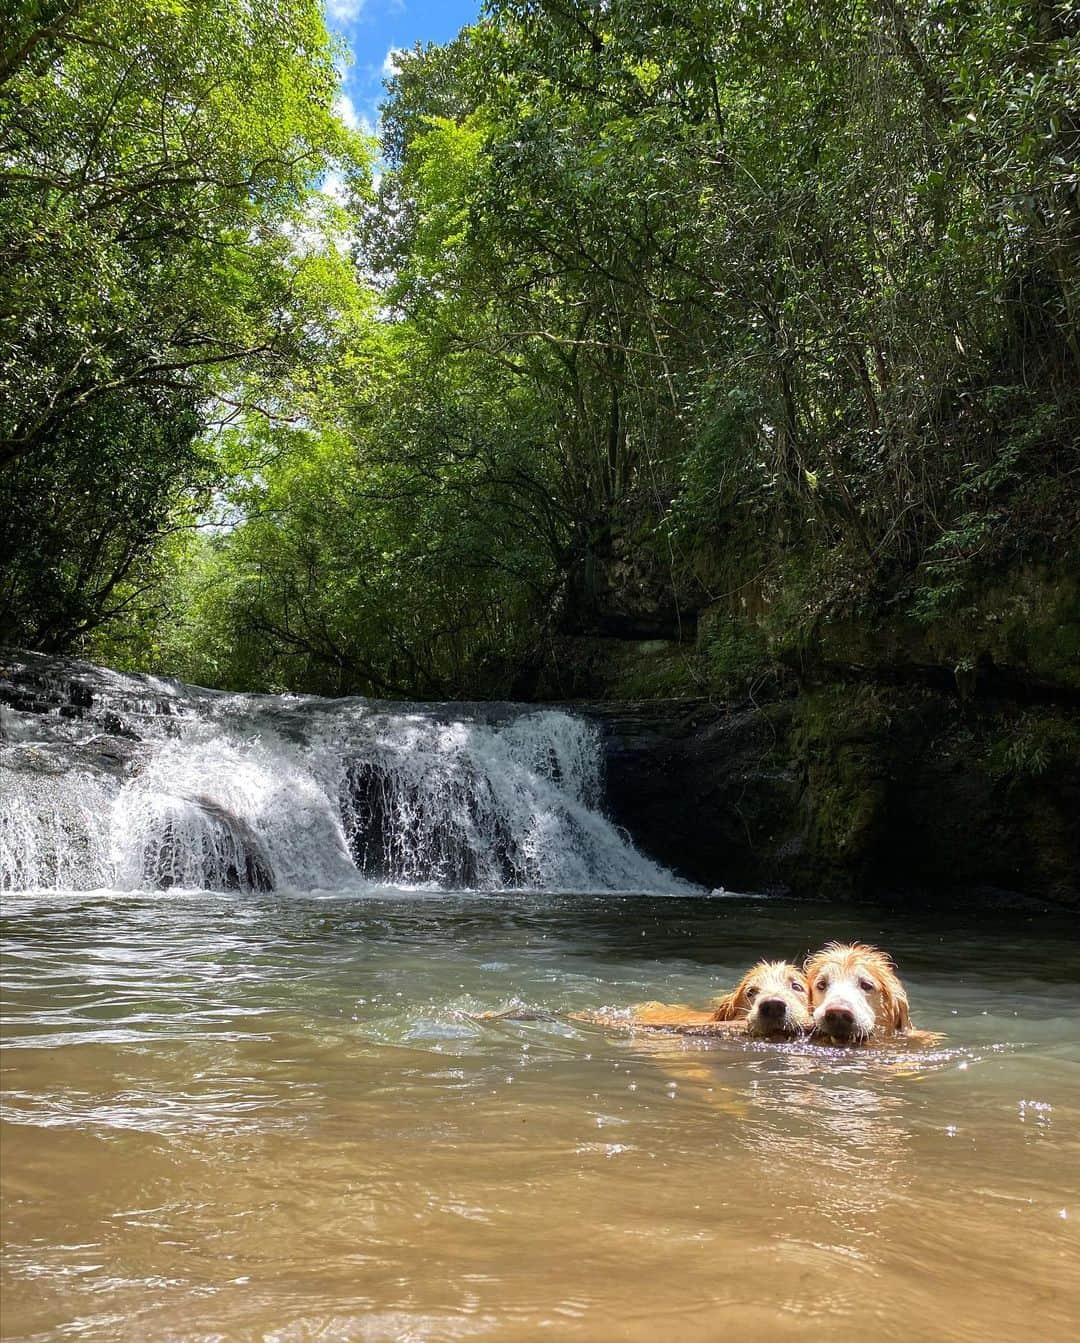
(0, 767, 114, 891)
(336, 709, 652, 890)
(0, 657, 684, 894)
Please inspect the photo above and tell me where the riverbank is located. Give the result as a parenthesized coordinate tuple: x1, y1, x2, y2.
(589, 687, 1079, 907)
(520, 559, 1080, 907)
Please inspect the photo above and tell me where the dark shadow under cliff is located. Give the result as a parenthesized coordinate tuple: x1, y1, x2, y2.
(586, 684, 1080, 908)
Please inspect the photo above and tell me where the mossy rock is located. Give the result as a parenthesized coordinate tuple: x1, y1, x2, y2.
(800, 565, 1080, 694)
(535, 635, 705, 701)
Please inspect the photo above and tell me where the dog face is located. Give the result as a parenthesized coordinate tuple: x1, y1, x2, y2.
(805, 943, 912, 1043)
(711, 960, 812, 1038)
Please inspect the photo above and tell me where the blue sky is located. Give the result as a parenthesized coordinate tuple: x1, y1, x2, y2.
(324, 1, 482, 139)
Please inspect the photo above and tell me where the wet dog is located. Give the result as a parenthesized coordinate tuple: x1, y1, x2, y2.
(805, 942, 936, 1044)
(709, 959, 814, 1039)
(602, 960, 813, 1041)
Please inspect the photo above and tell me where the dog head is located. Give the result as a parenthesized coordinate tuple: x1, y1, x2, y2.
(711, 960, 812, 1038)
(805, 942, 911, 1043)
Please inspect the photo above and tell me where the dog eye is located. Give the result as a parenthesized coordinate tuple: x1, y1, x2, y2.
(745, 987, 758, 1001)
(791, 981, 805, 992)
(816, 977, 828, 991)
(859, 978, 876, 992)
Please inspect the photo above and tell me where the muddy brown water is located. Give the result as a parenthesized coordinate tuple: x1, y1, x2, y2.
(2, 890, 1078, 1341)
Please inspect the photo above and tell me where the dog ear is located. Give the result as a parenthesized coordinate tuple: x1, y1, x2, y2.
(866, 952, 912, 1032)
(882, 969, 911, 1031)
(892, 985, 912, 1031)
(710, 990, 741, 1021)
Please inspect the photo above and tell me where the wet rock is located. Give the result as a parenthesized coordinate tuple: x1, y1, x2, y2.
(587, 699, 801, 895)
(142, 794, 275, 893)
(0, 647, 208, 741)
(588, 687, 1080, 906)
(3, 692, 51, 714)
(68, 679, 94, 709)
(340, 759, 520, 888)
(101, 712, 139, 739)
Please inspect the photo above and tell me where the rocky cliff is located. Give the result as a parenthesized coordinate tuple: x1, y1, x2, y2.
(589, 683, 1079, 907)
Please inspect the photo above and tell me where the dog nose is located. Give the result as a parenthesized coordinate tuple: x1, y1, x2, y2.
(824, 1007, 855, 1030)
(758, 997, 787, 1020)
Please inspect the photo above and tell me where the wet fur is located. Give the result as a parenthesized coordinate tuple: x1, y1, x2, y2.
(805, 942, 939, 1044)
(479, 947, 940, 1049)
(593, 960, 812, 1040)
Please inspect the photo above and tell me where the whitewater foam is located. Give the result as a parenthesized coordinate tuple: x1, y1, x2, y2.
(0, 661, 685, 895)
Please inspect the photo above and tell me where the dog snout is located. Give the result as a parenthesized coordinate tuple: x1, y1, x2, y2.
(757, 997, 787, 1021)
(823, 1006, 855, 1032)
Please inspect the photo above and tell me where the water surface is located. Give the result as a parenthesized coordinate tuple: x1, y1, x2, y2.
(2, 891, 1078, 1341)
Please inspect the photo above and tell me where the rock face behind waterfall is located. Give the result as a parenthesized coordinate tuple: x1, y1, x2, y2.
(0, 650, 680, 895)
(590, 691, 1080, 907)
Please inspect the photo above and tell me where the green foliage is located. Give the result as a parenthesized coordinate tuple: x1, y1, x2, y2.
(1002, 732, 1052, 779)
(984, 710, 1080, 781)
(0, 384, 206, 646)
(7, 1, 1079, 697)
(910, 392, 1066, 623)
(700, 613, 770, 693)
(103, 337, 567, 694)
(373, 0, 1078, 673)
(0, 0, 367, 647)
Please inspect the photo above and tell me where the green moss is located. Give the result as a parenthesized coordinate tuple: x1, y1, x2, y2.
(697, 608, 770, 692)
(537, 635, 704, 700)
(785, 685, 894, 887)
(607, 642, 703, 699)
(913, 566, 1080, 690)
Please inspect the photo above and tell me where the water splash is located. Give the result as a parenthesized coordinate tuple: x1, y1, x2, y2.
(0, 658, 684, 894)
(338, 710, 652, 890)
(0, 765, 114, 891)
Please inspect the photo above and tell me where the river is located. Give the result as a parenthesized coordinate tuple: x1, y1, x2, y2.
(1, 657, 1077, 1339)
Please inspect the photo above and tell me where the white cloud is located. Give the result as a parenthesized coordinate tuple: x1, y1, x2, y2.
(325, 0, 365, 21)
(382, 46, 405, 78)
(321, 170, 350, 208)
(334, 92, 360, 130)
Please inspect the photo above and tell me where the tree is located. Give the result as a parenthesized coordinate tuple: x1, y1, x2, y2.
(0, 0, 367, 646)
(16, 0, 1072, 695)
(374, 0, 1078, 642)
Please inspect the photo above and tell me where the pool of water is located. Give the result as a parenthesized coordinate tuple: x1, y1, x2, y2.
(2, 890, 1078, 1341)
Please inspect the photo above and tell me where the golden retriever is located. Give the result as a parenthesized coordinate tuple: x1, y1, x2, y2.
(591, 960, 813, 1041)
(805, 942, 937, 1044)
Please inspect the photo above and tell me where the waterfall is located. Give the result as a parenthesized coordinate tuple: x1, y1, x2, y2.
(0, 652, 685, 894)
